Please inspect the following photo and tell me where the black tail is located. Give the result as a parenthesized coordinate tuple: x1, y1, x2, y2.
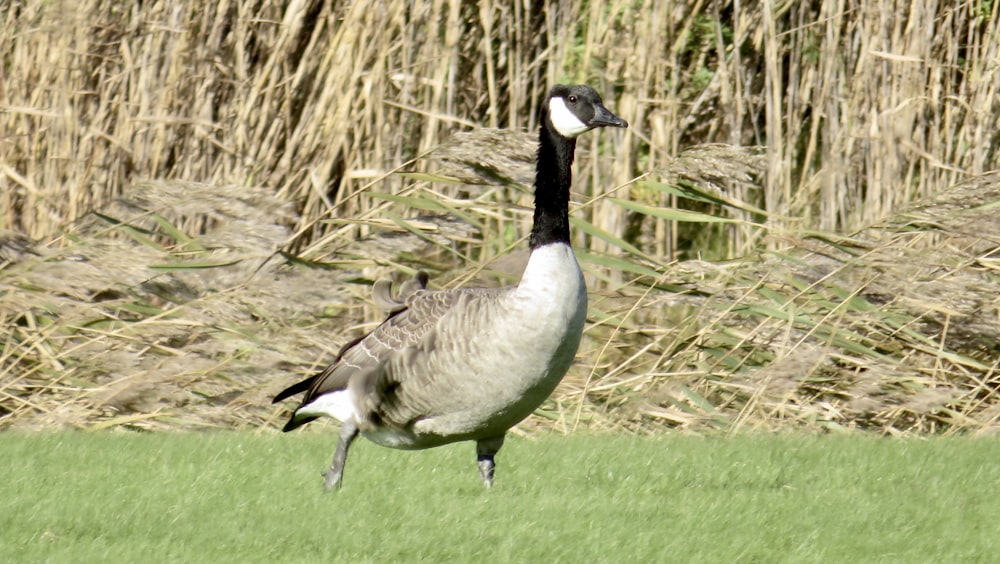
(282, 415, 318, 433)
(272, 375, 317, 404)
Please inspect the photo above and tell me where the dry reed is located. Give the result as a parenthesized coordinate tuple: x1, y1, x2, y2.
(2, 0, 999, 434)
(3, 1, 997, 250)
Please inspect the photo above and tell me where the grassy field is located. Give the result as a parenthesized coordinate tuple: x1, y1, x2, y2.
(3, 431, 998, 562)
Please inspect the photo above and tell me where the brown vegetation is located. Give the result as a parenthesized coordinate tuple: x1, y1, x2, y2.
(1, 1, 999, 433)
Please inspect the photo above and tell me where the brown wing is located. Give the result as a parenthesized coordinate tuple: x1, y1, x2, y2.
(273, 271, 431, 406)
(355, 286, 516, 432)
(295, 287, 483, 408)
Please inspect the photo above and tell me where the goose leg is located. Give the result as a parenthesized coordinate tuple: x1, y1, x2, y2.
(323, 419, 359, 492)
(475, 435, 506, 488)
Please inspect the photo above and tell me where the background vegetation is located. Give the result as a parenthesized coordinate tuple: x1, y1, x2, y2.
(1, 0, 999, 434)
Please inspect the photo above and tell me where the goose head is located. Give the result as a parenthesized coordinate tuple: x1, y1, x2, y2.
(545, 84, 628, 139)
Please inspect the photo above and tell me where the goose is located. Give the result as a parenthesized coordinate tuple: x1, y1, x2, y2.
(273, 84, 627, 491)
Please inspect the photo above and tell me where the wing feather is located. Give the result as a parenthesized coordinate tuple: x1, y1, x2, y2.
(289, 286, 511, 422)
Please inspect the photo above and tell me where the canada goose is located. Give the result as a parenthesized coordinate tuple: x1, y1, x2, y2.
(273, 84, 627, 491)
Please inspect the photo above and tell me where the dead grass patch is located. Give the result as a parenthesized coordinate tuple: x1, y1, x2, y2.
(2, 172, 998, 434)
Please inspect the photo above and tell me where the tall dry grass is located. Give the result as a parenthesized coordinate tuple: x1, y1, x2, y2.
(2, 1, 1000, 434)
(3, 0, 998, 255)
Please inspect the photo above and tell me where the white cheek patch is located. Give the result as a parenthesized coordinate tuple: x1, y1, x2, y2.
(548, 97, 590, 138)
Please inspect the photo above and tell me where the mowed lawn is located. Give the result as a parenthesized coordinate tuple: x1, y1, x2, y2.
(2, 431, 997, 562)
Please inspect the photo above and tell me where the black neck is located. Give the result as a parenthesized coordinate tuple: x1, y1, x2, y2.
(529, 116, 577, 249)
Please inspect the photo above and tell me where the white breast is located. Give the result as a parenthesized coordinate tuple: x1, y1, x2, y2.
(515, 243, 587, 312)
(511, 243, 588, 370)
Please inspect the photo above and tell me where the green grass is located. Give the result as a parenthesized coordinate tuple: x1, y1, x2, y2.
(2, 432, 997, 562)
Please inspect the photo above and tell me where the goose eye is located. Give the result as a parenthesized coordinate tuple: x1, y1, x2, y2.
(568, 95, 577, 104)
